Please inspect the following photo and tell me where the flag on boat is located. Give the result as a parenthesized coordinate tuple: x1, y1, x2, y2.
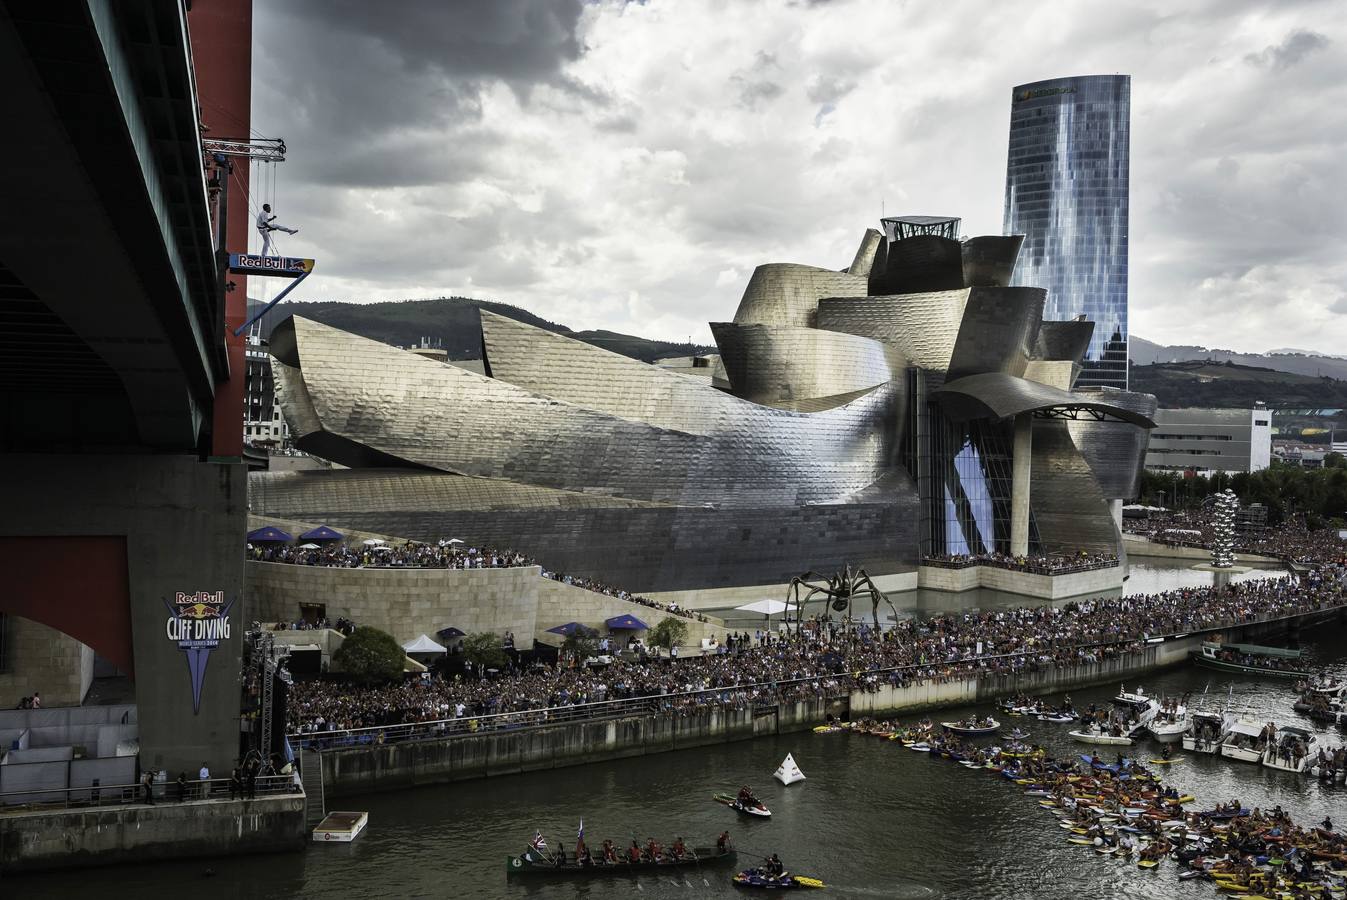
(531, 831, 547, 852)
(577, 819, 584, 841)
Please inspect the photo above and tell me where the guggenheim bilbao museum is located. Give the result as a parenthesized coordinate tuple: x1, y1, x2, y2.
(251, 215, 1156, 594)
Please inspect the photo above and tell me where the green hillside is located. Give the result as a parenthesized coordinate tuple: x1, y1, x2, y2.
(1130, 361, 1347, 409)
(261, 296, 713, 362)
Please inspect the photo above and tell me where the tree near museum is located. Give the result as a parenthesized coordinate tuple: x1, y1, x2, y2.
(647, 617, 688, 652)
(332, 626, 405, 683)
(462, 631, 508, 670)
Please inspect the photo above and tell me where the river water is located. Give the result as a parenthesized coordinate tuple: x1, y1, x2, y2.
(11, 563, 1347, 900)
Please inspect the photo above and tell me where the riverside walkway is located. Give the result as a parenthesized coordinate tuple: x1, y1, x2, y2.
(290, 566, 1347, 753)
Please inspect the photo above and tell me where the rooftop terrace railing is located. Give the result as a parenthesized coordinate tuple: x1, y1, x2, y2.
(0, 774, 298, 813)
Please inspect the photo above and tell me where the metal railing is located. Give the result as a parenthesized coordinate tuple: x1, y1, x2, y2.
(288, 597, 1347, 751)
(921, 555, 1121, 575)
(0, 774, 298, 812)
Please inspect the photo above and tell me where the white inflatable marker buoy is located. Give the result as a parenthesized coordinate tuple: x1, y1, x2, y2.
(774, 752, 806, 785)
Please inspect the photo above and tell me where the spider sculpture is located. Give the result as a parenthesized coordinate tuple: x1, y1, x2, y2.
(785, 564, 896, 633)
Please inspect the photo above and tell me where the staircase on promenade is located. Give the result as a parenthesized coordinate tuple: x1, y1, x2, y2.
(301, 748, 325, 828)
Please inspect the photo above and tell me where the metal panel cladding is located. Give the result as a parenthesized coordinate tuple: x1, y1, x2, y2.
(1004, 75, 1130, 390)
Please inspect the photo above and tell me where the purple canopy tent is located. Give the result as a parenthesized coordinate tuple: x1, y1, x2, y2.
(246, 525, 293, 543)
(545, 622, 597, 637)
(604, 614, 648, 630)
(299, 525, 343, 542)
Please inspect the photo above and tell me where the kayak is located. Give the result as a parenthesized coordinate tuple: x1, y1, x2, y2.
(508, 847, 737, 877)
(1147, 757, 1182, 764)
(714, 794, 771, 817)
(941, 720, 1001, 735)
(733, 871, 825, 889)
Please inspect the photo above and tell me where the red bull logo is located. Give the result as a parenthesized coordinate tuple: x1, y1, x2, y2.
(163, 591, 234, 714)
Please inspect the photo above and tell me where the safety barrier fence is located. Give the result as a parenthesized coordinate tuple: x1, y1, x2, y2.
(0, 774, 297, 811)
(288, 598, 1347, 752)
(920, 555, 1120, 575)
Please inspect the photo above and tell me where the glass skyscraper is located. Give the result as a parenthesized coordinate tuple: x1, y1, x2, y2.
(1004, 74, 1130, 389)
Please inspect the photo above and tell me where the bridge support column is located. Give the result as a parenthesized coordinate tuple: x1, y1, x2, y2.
(1011, 413, 1032, 558)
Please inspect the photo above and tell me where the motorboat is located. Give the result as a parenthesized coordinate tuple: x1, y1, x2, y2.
(1111, 686, 1161, 736)
(1182, 709, 1234, 754)
(1297, 673, 1346, 699)
(1068, 724, 1133, 746)
(1262, 725, 1316, 774)
(1146, 698, 1189, 742)
(1219, 718, 1266, 764)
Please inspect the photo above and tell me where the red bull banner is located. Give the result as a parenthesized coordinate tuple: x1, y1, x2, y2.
(163, 591, 234, 714)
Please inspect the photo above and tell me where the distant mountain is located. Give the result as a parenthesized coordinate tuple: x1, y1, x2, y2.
(1131, 336, 1347, 381)
(247, 296, 715, 363)
(1130, 360, 1347, 409)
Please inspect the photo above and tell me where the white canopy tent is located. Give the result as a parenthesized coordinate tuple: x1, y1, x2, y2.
(401, 634, 447, 655)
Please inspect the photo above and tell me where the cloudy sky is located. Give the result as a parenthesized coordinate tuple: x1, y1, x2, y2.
(252, 0, 1345, 353)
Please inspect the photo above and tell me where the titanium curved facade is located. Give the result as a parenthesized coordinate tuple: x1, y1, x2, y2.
(710, 322, 904, 406)
(257, 210, 1156, 592)
(731, 264, 867, 328)
(1004, 74, 1130, 389)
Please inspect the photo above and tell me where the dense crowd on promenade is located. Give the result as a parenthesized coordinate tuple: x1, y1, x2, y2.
(922, 550, 1119, 575)
(248, 536, 707, 623)
(541, 571, 710, 623)
(1126, 512, 1347, 565)
(287, 554, 1347, 739)
(250, 541, 533, 571)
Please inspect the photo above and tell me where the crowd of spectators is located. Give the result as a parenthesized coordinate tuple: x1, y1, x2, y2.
(1125, 511, 1347, 566)
(270, 616, 356, 636)
(287, 554, 1347, 742)
(921, 550, 1119, 575)
(541, 571, 709, 623)
(250, 541, 532, 571)
(249, 535, 709, 623)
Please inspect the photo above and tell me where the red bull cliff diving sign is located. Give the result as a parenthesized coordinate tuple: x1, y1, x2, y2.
(163, 591, 234, 714)
(227, 253, 314, 278)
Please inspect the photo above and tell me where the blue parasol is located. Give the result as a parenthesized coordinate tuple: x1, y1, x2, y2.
(604, 614, 648, 630)
(545, 622, 597, 637)
(246, 525, 293, 543)
(299, 525, 344, 541)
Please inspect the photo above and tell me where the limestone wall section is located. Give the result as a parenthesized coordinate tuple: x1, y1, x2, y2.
(0, 616, 93, 708)
(247, 561, 541, 644)
(534, 578, 727, 648)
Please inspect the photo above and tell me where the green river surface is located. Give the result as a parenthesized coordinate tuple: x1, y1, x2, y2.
(11, 561, 1347, 900)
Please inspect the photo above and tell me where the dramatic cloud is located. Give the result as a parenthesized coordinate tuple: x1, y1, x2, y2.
(253, 0, 1347, 354)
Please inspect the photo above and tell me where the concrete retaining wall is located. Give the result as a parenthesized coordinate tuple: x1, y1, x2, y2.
(644, 571, 919, 612)
(0, 794, 306, 874)
(1122, 534, 1281, 564)
(917, 564, 1124, 599)
(322, 697, 844, 798)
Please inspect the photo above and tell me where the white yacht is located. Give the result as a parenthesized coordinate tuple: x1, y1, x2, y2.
(1262, 725, 1316, 774)
(1112, 686, 1161, 736)
(1220, 718, 1266, 763)
(1146, 697, 1189, 741)
(1182, 708, 1234, 754)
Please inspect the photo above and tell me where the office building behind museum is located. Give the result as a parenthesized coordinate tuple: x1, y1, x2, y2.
(1145, 406, 1273, 475)
(1004, 74, 1131, 390)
